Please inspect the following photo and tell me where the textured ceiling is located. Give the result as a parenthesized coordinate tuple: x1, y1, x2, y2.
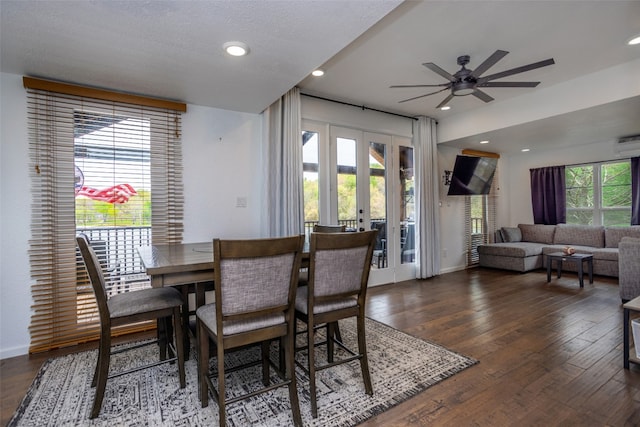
(2, 0, 639, 155)
(0, 0, 401, 113)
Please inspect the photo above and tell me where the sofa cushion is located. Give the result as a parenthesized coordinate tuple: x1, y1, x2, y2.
(478, 242, 544, 257)
(590, 248, 619, 261)
(604, 226, 640, 248)
(553, 224, 604, 248)
(501, 227, 522, 242)
(518, 224, 556, 244)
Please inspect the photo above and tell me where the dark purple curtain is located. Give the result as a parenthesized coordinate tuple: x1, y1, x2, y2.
(530, 166, 566, 225)
(632, 157, 640, 225)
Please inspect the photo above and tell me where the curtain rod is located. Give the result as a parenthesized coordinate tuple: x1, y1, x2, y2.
(301, 92, 420, 121)
(562, 155, 638, 168)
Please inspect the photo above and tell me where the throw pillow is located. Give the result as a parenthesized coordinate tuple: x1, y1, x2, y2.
(501, 227, 522, 242)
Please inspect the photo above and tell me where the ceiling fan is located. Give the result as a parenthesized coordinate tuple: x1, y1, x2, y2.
(390, 50, 554, 108)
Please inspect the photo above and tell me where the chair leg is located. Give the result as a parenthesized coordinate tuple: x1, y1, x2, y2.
(172, 307, 186, 388)
(327, 323, 335, 363)
(217, 338, 227, 427)
(307, 322, 318, 418)
(357, 314, 373, 395)
(197, 319, 209, 408)
(286, 324, 302, 427)
(91, 330, 111, 419)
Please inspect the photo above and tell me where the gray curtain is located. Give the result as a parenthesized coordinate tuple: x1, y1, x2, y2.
(632, 157, 640, 225)
(413, 116, 440, 278)
(530, 166, 566, 225)
(262, 87, 303, 237)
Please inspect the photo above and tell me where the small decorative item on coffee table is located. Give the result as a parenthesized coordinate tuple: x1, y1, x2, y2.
(546, 251, 594, 288)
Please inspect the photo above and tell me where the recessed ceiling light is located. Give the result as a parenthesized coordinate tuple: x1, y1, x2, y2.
(311, 69, 325, 77)
(223, 41, 250, 57)
(628, 34, 640, 45)
(440, 106, 451, 111)
(521, 148, 530, 152)
(480, 140, 489, 144)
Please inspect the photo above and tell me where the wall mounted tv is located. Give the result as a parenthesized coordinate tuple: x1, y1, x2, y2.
(447, 155, 497, 196)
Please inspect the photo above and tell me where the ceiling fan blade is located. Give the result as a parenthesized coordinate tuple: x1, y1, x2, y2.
(472, 89, 494, 103)
(479, 81, 540, 88)
(470, 50, 508, 78)
(390, 83, 450, 88)
(422, 62, 457, 82)
(436, 93, 455, 109)
(398, 88, 449, 103)
(477, 58, 555, 84)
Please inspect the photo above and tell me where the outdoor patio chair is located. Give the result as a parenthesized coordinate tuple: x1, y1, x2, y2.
(76, 235, 185, 419)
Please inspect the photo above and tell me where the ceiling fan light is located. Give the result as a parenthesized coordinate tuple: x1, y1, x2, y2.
(452, 81, 475, 96)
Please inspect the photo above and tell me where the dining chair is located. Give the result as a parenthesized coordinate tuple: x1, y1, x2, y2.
(294, 229, 377, 418)
(196, 235, 304, 427)
(313, 224, 346, 233)
(76, 235, 186, 419)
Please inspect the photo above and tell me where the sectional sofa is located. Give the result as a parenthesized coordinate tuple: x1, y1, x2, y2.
(477, 223, 640, 278)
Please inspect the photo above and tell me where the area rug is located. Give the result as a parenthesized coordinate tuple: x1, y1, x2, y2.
(9, 318, 478, 426)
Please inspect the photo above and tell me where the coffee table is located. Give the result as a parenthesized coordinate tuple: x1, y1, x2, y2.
(546, 252, 593, 288)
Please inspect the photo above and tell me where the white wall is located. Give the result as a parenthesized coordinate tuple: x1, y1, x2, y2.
(0, 72, 265, 358)
(1, 73, 31, 359)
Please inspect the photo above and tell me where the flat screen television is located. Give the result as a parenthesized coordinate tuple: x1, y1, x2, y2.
(447, 155, 497, 196)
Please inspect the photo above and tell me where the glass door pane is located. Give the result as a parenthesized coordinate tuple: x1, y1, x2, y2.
(302, 130, 319, 239)
(399, 146, 415, 264)
(336, 137, 357, 230)
(369, 141, 387, 269)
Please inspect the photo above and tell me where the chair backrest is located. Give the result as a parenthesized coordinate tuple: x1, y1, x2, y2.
(313, 224, 346, 233)
(371, 221, 386, 250)
(76, 235, 110, 323)
(308, 230, 377, 302)
(213, 235, 304, 321)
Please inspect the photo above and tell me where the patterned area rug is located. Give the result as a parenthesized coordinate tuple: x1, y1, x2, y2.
(9, 318, 477, 426)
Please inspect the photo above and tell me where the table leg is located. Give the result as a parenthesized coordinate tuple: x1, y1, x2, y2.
(557, 259, 562, 279)
(624, 307, 630, 369)
(180, 285, 191, 360)
(547, 256, 552, 282)
(588, 258, 593, 284)
(578, 259, 584, 288)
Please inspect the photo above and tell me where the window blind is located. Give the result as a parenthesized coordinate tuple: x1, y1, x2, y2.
(464, 166, 498, 266)
(25, 77, 185, 353)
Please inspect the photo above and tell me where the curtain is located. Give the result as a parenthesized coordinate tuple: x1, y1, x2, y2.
(25, 78, 185, 353)
(263, 87, 303, 237)
(413, 116, 440, 278)
(530, 166, 566, 225)
(632, 156, 640, 225)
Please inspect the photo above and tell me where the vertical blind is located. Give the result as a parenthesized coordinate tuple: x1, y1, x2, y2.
(25, 77, 185, 353)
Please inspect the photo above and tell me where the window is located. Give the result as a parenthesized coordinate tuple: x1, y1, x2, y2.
(566, 161, 632, 226)
(465, 164, 498, 266)
(25, 77, 185, 352)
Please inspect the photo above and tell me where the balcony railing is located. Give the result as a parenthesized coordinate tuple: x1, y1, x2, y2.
(77, 226, 152, 293)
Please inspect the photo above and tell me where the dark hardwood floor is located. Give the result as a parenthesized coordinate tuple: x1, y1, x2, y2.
(2, 267, 639, 426)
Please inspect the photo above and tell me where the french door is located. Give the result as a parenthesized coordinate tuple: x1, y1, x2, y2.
(302, 121, 415, 285)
